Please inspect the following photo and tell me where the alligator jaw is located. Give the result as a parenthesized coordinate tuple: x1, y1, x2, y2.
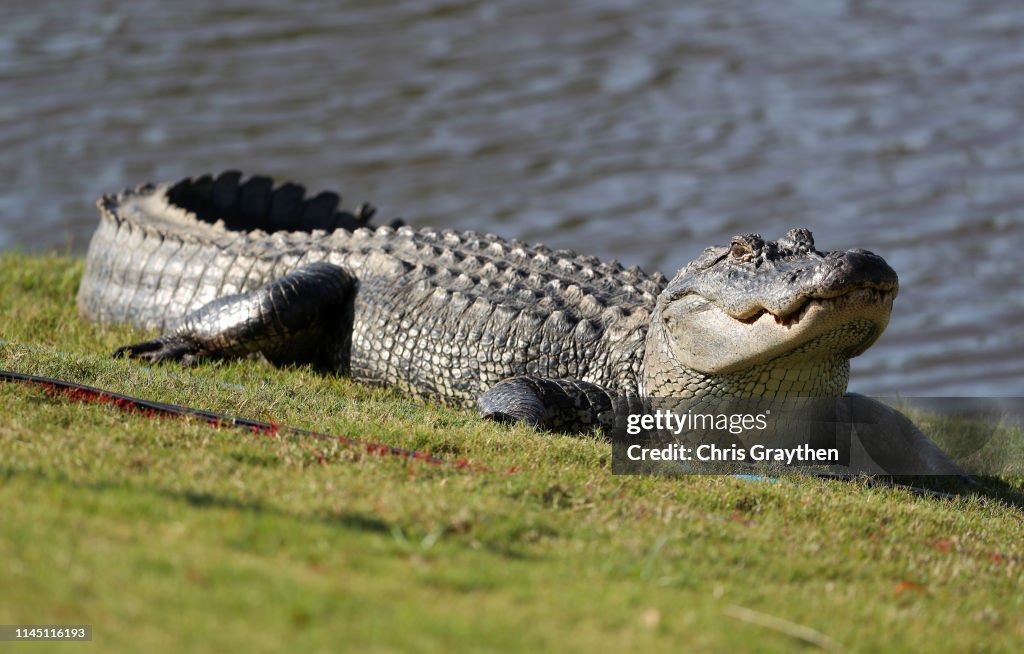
(750, 286, 896, 330)
(745, 286, 895, 356)
(658, 282, 895, 377)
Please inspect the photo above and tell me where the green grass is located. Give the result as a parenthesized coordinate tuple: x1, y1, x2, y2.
(1, 252, 1022, 653)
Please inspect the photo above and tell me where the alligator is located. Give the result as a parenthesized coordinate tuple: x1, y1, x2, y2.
(77, 170, 965, 476)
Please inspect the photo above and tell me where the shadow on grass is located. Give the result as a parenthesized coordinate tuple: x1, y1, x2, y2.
(868, 474, 1024, 510)
(2, 465, 390, 537)
(0, 466, 542, 559)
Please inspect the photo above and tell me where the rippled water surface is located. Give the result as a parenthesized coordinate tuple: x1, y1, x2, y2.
(2, 0, 1022, 395)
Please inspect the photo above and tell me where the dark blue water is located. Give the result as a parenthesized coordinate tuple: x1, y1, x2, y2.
(1, 0, 1021, 395)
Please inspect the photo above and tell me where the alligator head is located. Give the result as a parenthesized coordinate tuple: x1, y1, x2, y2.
(643, 228, 898, 398)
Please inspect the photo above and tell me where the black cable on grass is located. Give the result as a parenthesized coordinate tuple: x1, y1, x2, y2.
(0, 368, 473, 469)
(1, 368, 965, 497)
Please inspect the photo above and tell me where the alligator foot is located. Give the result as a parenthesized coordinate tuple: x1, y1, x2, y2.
(114, 336, 202, 364)
(479, 376, 642, 434)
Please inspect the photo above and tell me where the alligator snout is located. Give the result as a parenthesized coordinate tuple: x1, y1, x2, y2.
(820, 249, 899, 296)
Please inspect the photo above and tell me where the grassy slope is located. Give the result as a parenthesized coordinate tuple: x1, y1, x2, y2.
(0, 252, 1021, 653)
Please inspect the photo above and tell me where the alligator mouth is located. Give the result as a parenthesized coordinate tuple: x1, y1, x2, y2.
(662, 282, 897, 375)
(736, 286, 896, 328)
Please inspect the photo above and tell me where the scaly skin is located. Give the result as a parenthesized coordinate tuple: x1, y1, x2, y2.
(80, 171, 662, 407)
(78, 171, 966, 476)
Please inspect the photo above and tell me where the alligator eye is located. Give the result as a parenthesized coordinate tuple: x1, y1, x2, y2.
(729, 241, 752, 258)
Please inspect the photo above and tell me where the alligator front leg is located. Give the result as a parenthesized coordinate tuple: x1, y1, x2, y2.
(478, 376, 644, 434)
(114, 263, 356, 368)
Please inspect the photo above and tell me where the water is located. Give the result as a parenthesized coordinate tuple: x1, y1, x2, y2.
(1, 0, 1021, 395)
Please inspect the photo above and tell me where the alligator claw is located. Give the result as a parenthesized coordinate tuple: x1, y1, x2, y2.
(113, 337, 200, 364)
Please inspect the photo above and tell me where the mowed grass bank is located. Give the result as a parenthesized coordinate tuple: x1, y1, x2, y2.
(1, 252, 1022, 653)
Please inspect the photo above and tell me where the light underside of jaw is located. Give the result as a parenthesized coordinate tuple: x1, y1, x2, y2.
(664, 286, 896, 376)
(726, 286, 895, 364)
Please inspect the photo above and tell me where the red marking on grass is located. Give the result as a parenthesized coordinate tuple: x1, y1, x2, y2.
(894, 580, 926, 596)
(45, 384, 160, 419)
(299, 442, 328, 466)
(730, 511, 753, 526)
(3, 369, 478, 473)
